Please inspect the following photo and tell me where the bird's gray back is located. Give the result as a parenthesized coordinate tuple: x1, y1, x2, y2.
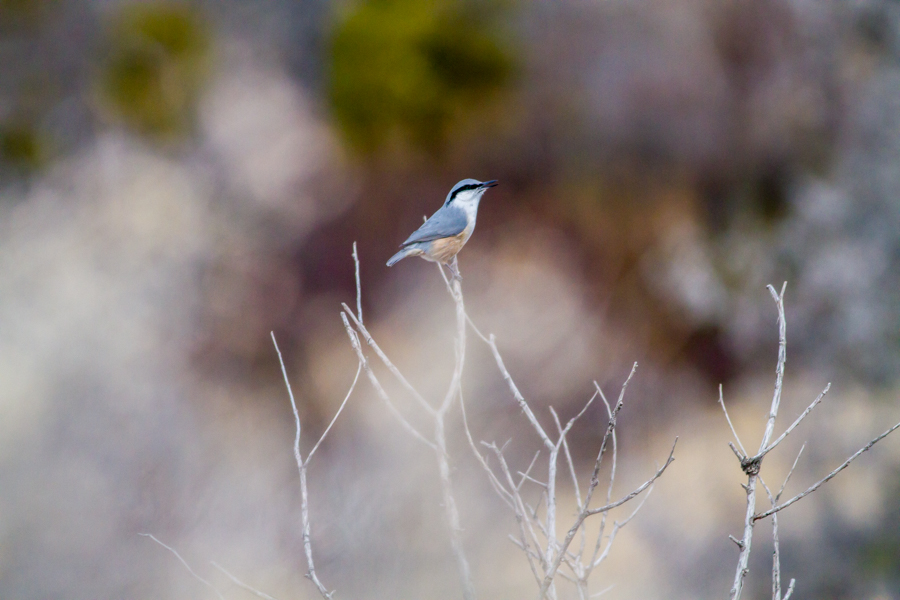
(401, 204, 468, 246)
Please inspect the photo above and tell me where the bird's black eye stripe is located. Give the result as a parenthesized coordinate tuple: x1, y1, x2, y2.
(445, 183, 482, 205)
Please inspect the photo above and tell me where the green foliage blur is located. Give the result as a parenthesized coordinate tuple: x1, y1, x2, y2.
(328, 0, 513, 154)
(98, 3, 210, 140)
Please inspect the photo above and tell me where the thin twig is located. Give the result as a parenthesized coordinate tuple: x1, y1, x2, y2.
(139, 533, 226, 600)
(271, 332, 303, 473)
(754, 420, 900, 522)
(340, 312, 435, 449)
(778, 443, 806, 501)
(730, 283, 787, 600)
(434, 275, 477, 600)
(756, 384, 830, 460)
(342, 304, 435, 416)
(486, 333, 554, 451)
(460, 389, 515, 507)
(539, 438, 677, 599)
(592, 483, 655, 568)
(759, 477, 784, 600)
(588, 386, 619, 571)
(585, 445, 675, 516)
(759, 282, 788, 456)
(352, 241, 363, 323)
(271, 333, 333, 599)
(719, 384, 747, 457)
(306, 362, 361, 463)
(210, 562, 280, 600)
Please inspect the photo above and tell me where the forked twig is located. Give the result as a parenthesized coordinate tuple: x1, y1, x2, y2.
(271, 333, 335, 599)
(754, 420, 900, 522)
(725, 283, 900, 600)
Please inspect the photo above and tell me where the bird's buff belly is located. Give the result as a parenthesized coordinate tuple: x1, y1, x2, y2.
(420, 232, 468, 264)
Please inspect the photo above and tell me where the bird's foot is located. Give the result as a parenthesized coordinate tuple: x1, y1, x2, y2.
(448, 257, 462, 282)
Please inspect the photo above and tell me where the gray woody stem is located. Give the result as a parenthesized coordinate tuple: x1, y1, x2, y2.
(729, 283, 787, 600)
(436, 275, 477, 600)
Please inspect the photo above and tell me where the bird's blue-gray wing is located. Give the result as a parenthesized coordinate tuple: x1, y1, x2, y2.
(400, 206, 468, 246)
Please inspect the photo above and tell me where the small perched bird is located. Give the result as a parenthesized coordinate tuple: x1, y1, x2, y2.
(387, 179, 498, 280)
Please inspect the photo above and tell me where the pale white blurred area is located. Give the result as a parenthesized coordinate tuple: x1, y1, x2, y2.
(0, 50, 348, 598)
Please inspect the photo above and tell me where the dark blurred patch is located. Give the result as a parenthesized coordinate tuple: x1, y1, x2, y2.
(0, 122, 46, 171)
(0, 0, 54, 32)
(327, 0, 513, 154)
(98, 3, 211, 140)
(680, 324, 739, 385)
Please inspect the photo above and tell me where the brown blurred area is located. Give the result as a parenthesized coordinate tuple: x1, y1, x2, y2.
(2, 0, 900, 598)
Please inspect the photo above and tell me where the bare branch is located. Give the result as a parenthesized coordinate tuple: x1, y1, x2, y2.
(539, 438, 677, 598)
(271, 332, 304, 469)
(271, 332, 334, 599)
(517, 451, 543, 492)
(730, 283, 786, 600)
(434, 276, 477, 600)
(459, 389, 515, 507)
(759, 282, 788, 456)
(139, 533, 226, 600)
(352, 241, 363, 323)
(728, 442, 745, 463)
(342, 304, 435, 416)
(719, 384, 747, 457)
(586, 443, 676, 516)
(757, 384, 830, 459)
(488, 442, 546, 582)
(211, 562, 280, 600)
(759, 477, 784, 600)
(485, 333, 554, 451)
(592, 483, 655, 568)
(340, 312, 435, 449)
(590, 387, 619, 569)
(299, 465, 333, 598)
(582, 365, 636, 515)
(778, 443, 806, 501)
(306, 362, 361, 463)
(754, 420, 900, 522)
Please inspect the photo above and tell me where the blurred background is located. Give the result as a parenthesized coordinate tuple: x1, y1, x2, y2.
(1, 0, 900, 598)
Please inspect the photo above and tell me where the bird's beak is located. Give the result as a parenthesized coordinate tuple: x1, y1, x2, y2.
(481, 180, 499, 188)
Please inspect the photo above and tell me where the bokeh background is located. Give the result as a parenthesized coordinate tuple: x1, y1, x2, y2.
(2, 0, 900, 598)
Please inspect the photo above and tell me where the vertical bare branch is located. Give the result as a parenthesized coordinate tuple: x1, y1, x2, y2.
(729, 283, 787, 600)
(759, 282, 788, 455)
(759, 478, 784, 600)
(352, 241, 363, 323)
(725, 283, 900, 600)
(432, 275, 478, 600)
(271, 333, 334, 599)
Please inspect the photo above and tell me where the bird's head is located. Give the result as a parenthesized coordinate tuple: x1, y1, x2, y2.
(443, 179, 498, 209)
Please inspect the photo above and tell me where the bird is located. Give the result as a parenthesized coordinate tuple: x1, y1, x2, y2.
(387, 178, 498, 280)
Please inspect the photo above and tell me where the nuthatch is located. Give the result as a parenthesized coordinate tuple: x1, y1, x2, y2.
(387, 179, 498, 280)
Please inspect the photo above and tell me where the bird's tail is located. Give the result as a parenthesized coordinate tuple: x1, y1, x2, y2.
(387, 247, 415, 267)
